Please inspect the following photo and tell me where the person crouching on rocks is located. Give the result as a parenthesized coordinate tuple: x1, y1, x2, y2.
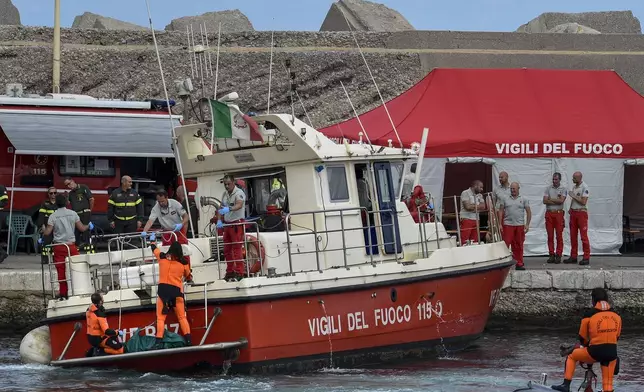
(149, 233, 193, 348)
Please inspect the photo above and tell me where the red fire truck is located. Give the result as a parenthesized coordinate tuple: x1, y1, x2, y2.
(0, 93, 196, 240)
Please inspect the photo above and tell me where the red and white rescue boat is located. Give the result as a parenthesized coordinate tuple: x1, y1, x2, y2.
(19, 96, 512, 373)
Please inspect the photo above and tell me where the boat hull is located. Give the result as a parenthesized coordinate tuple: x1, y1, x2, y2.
(45, 261, 512, 373)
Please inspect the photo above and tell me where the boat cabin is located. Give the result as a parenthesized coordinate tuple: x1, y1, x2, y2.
(175, 106, 449, 275)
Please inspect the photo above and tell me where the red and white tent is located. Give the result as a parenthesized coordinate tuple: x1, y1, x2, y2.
(320, 68, 644, 255)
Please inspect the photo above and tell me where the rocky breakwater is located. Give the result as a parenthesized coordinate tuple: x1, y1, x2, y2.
(489, 266, 644, 330)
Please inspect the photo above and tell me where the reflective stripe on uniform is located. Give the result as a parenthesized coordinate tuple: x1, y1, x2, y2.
(75, 209, 91, 213)
(109, 200, 141, 207)
(115, 215, 136, 221)
(39, 208, 55, 214)
(0, 195, 8, 201)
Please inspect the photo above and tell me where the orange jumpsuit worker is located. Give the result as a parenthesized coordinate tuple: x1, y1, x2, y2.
(216, 174, 247, 281)
(86, 292, 124, 356)
(41, 194, 93, 300)
(552, 288, 621, 392)
(150, 234, 192, 348)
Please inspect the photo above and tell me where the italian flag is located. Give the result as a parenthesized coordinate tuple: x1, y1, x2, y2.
(209, 99, 263, 142)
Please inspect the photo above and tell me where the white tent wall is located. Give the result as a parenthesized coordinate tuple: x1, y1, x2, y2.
(555, 158, 623, 255)
(418, 158, 447, 220)
(492, 158, 624, 256)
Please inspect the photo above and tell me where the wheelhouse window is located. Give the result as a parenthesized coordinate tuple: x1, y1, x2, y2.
(59, 156, 115, 177)
(326, 165, 350, 202)
(377, 168, 391, 203)
(391, 162, 404, 199)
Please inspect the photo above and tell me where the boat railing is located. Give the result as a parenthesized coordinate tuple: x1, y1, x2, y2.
(45, 242, 75, 298)
(438, 191, 503, 247)
(209, 220, 262, 279)
(105, 231, 179, 292)
(284, 206, 400, 274)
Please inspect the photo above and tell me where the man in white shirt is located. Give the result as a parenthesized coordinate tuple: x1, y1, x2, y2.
(459, 180, 487, 245)
(565, 171, 591, 265)
(543, 172, 567, 264)
(217, 174, 247, 281)
(42, 194, 93, 300)
(499, 182, 531, 270)
(141, 189, 190, 264)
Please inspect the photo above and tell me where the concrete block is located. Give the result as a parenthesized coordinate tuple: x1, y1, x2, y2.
(551, 270, 583, 290)
(165, 10, 254, 33)
(517, 11, 642, 34)
(72, 12, 146, 31)
(621, 270, 644, 290)
(510, 270, 552, 289)
(320, 0, 414, 32)
(0, 271, 52, 291)
(604, 270, 624, 290)
(581, 270, 606, 290)
(0, 0, 20, 26)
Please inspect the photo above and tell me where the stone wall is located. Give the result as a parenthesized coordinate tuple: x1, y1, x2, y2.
(2, 26, 644, 129)
(518, 11, 642, 34)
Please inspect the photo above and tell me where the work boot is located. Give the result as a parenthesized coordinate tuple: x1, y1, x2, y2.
(555, 255, 562, 264)
(551, 379, 571, 391)
(516, 264, 526, 271)
(184, 333, 192, 346)
(563, 257, 578, 264)
(579, 259, 590, 266)
(547, 254, 556, 263)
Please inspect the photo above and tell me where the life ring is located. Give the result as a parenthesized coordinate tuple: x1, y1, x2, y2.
(243, 234, 266, 275)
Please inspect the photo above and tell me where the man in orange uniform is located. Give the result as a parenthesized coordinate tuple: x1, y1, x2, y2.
(41, 194, 93, 300)
(552, 288, 622, 392)
(85, 292, 124, 356)
(149, 233, 193, 348)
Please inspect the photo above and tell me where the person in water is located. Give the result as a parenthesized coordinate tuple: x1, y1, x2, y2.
(552, 287, 621, 392)
(85, 292, 124, 356)
(149, 233, 193, 348)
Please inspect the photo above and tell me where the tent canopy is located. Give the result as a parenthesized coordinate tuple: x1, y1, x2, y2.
(0, 109, 181, 158)
(320, 68, 644, 158)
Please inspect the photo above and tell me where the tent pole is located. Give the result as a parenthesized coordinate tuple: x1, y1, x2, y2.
(413, 128, 430, 187)
(7, 153, 17, 255)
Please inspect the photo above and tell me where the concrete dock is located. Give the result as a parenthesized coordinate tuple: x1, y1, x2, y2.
(1, 253, 643, 333)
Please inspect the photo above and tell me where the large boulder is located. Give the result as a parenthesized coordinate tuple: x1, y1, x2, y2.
(72, 12, 147, 31)
(320, 0, 414, 32)
(0, 0, 20, 26)
(517, 11, 641, 34)
(548, 23, 601, 34)
(164, 10, 254, 33)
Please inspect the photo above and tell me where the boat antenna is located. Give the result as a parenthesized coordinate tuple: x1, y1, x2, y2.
(279, 60, 314, 127)
(144, 0, 197, 240)
(209, 22, 222, 154)
(340, 80, 374, 153)
(295, 90, 314, 128)
(285, 59, 296, 125)
(185, 26, 195, 78)
(339, 5, 404, 150)
(267, 29, 274, 114)
(203, 23, 214, 78)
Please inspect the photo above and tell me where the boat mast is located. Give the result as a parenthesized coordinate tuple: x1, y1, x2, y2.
(52, 0, 61, 93)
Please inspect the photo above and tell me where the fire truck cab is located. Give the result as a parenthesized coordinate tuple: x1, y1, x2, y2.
(0, 91, 196, 247)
